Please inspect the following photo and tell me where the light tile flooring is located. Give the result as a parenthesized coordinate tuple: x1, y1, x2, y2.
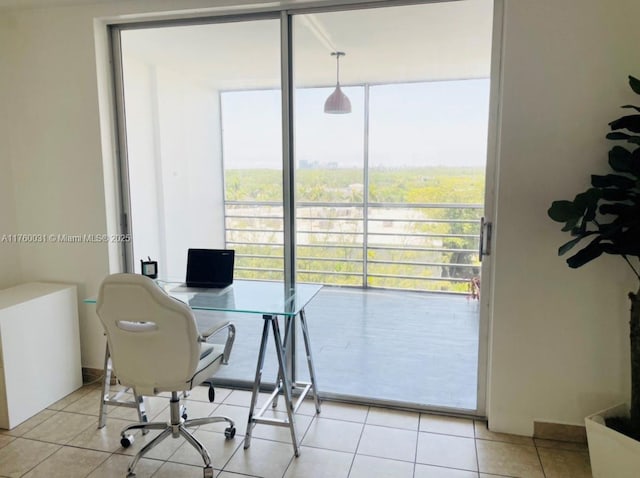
(0, 384, 592, 478)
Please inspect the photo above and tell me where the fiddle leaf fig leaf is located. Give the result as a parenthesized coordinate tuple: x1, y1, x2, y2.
(585, 203, 598, 221)
(548, 200, 579, 222)
(600, 188, 631, 201)
(566, 238, 605, 268)
(558, 236, 583, 256)
(561, 216, 580, 232)
(606, 132, 640, 144)
(630, 149, 640, 177)
(609, 115, 640, 133)
(597, 220, 624, 238)
(574, 188, 601, 210)
(607, 132, 630, 140)
(600, 203, 634, 216)
(575, 216, 589, 235)
(591, 174, 635, 189)
(609, 146, 632, 172)
(617, 231, 640, 256)
(630, 75, 640, 95)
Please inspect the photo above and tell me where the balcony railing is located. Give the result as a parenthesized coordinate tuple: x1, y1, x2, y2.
(224, 201, 482, 294)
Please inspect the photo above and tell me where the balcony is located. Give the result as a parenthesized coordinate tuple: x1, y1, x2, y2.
(216, 200, 483, 412)
(225, 201, 482, 294)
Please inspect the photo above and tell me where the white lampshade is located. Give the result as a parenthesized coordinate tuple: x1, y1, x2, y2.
(324, 51, 351, 115)
(324, 85, 352, 114)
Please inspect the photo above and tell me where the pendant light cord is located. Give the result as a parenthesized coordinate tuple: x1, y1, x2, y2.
(332, 51, 345, 86)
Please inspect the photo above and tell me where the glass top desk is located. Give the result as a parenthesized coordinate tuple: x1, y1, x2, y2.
(87, 279, 322, 456)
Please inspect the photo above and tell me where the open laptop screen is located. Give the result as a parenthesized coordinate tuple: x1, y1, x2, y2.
(186, 249, 235, 288)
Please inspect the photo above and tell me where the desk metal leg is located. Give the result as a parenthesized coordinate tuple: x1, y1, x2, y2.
(285, 309, 321, 416)
(245, 310, 320, 456)
(245, 315, 300, 456)
(286, 315, 296, 385)
(272, 316, 295, 410)
(244, 319, 270, 451)
(299, 309, 321, 414)
(271, 316, 299, 456)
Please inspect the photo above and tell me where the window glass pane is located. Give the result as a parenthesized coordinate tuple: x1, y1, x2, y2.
(369, 79, 489, 204)
(367, 79, 489, 292)
(221, 88, 284, 280)
(120, 19, 282, 281)
(293, 13, 368, 287)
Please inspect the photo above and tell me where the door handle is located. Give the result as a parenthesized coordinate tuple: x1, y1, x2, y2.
(479, 217, 492, 261)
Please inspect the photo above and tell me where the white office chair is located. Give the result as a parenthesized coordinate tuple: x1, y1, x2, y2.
(96, 273, 236, 478)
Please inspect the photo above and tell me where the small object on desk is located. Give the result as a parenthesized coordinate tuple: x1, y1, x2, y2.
(140, 257, 158, 279)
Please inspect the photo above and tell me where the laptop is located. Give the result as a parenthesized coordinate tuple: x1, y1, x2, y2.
(172, 249, 235, 293)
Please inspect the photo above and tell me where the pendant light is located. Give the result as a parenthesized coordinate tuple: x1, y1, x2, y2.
(324, 51, 351, 114)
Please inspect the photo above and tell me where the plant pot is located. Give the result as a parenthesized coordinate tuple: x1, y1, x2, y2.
(585, 403, 640, 477)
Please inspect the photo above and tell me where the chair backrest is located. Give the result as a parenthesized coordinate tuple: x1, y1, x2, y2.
(96, 273, 201, 394)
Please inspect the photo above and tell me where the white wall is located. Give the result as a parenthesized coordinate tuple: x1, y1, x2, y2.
(154, 67, 225, 279)
(0, 13, 21, 289)
(5, 5, 116, 368)
(488, 0, 640, 434)
(122, 57, 164, 273)
(0, 0, 263, 369)
(2, 0, 639, 436)
(123, 54, 225, 281)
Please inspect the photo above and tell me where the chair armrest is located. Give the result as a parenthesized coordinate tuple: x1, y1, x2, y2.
(198, 321, 235, 365)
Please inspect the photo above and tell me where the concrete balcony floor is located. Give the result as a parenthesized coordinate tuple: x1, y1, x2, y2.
(207, 286, 480, 412)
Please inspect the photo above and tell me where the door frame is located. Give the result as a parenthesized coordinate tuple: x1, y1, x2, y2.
(107, 0, 503, 418)
(475, 0, 504, 417)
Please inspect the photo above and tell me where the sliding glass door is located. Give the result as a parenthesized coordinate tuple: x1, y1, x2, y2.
(112, 0, 495, 414)
(288, 3, 492, 411)
(116, 17, 284, 385)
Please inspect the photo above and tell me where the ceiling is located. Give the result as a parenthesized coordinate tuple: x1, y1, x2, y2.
(0, 0, 117, 8)
(0, 0, 493, 88)
(120, 0, 494, 90)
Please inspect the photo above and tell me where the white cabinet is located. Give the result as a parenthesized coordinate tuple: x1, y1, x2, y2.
(0, 283, 82, 429)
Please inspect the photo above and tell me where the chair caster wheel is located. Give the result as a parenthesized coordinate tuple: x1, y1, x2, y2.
(182, 412, 188, 420)
(203, 466, 214, 478)
(121, 434, 134, 448)
(208, 385, 215, 403)
(224, 426, 236, 439)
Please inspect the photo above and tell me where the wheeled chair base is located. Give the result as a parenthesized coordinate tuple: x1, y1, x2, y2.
(120, 391, 235, 477)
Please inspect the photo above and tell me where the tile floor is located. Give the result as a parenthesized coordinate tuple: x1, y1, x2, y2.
(0, 384, 592, 478)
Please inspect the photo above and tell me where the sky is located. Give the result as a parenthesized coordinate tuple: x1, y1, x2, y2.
(221, 78, 491, 170)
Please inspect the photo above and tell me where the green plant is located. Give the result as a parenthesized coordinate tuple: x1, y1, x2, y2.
(548, 75, 640, 439)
